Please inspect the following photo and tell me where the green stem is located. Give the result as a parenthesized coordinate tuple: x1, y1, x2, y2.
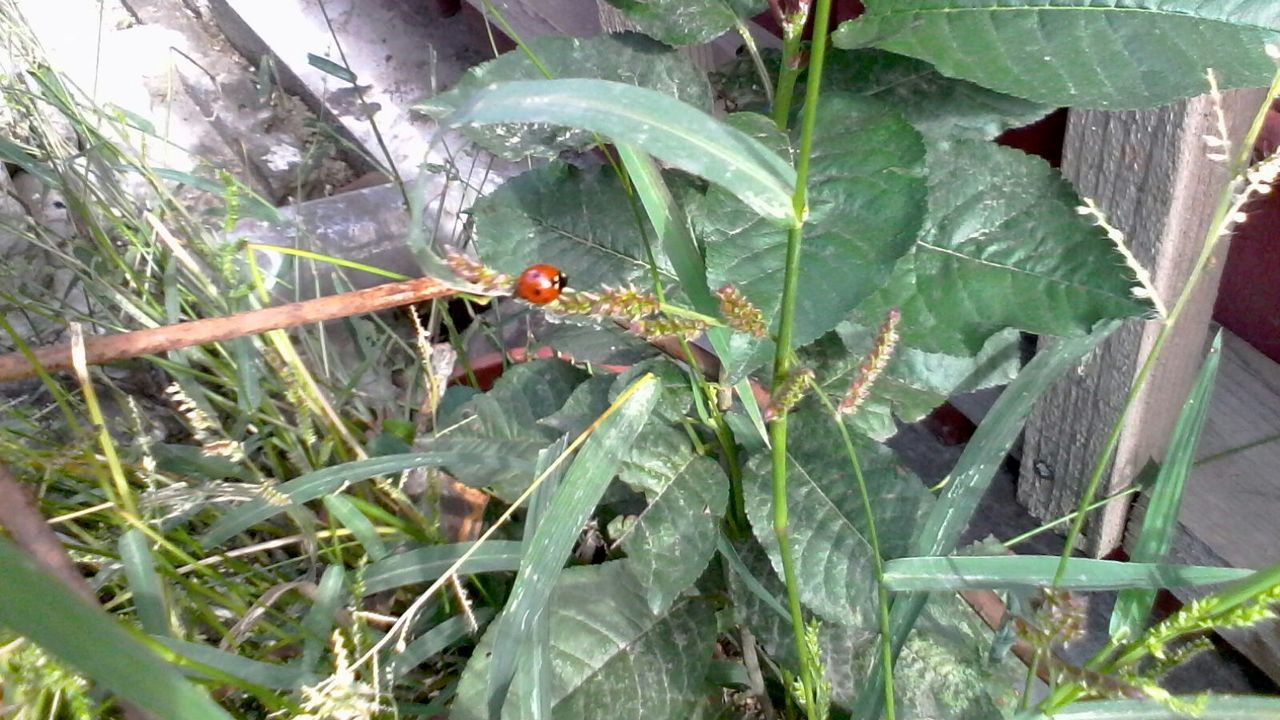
(1053, 67, 1280, 585)
(771, 5, 809, 129)
(769, 0, 834, 715)
(813, 388, 895, 719)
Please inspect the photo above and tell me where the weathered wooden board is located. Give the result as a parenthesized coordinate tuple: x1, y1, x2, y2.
(1018, 88, 1269, 556)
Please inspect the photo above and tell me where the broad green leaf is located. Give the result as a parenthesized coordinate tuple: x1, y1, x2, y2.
(447, 79, 798, 225)
(620, 454, 729, 614)
(857, 140, 1149, 356)
(1015, 696, 1280, 719)
(199, 445, 536, 548)
(0, 538, 234, 720)
(602, 0, 764, 46)
(158, 637, 308, 690)
(441, 360, 588, 500)
(833, 1, 1280, 109)
(726, 538, 1019, 715)
(471, 163, 677, 291)
(854, 322, 1118, 720)
(485, 376, 659, 717)
(697, 94, 926, 380)
(415, 33, 712, 159)
(454, 562, 716, 720)
(119, 529, 170, 637)
(1112, 331, 1224, 637)
(361, 541, 525, 595)
(743, 406, 932, 624)
(807, 322, 1022, 441)
(884, 555, 1250, 592)
(824, 49, 1054, 140)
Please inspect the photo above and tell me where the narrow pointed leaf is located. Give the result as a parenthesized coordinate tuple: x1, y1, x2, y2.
(1111, 331, 1224, 637)
(119, 529, 170, 637)
(884, 555, 1250, 592)
(484, 376, 659, 718)
(0, 538, 234, 720)
(1014, 695, 1280, 719)
(448, 79, 798, 225)
(158, 638, 308, 690)
(361, 541, 525, 595)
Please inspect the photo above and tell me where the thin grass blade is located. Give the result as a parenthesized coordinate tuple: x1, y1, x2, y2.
(322, 494, 389, 562)
(361, 541, 525, 595)
(884, 555, 1249, 592)
(119, 528, 171, 637)
(157, 637, 308, 690)
(0, 538, 234, 719)
(300, 565, 346, 672)
(1110, 331, 1223, 638)
(484, 374, 659, 718)
(1014, 695, 1280, 719)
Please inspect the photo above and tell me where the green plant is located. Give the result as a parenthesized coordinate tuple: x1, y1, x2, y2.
(5, 2, 1280, 719)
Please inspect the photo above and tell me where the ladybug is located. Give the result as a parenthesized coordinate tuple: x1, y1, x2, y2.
(515, 264, 567, 305)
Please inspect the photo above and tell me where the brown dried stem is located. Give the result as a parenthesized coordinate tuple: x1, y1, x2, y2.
(0, 276, 458, 383)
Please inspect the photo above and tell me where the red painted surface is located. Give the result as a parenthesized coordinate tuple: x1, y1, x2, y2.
(1214, 105, 1280, 363)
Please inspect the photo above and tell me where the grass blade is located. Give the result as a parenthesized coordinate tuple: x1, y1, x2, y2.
(200, 442, 539, 547)
(1014, 695, 1280, 719)
(484, 374, 659, 718)
(448, 79, 799, 225)
(322, 494, 389, 562)
(385, 609, 495, 682)
(157, 638, 308, 690)
(0, 538, 234, 719)
(300, 565, 346, 673)
(1110, 331, 1224, 637)
(360, 541, 525, 595)
(883, 555, 1250, 592)
(119, 528, 171, 637)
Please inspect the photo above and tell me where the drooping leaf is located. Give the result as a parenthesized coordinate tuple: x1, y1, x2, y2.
(0, 538, 234, 720)
(448, 79, 798, 224)
(471, 163, 677, 291)
(415, 33, 712, 159)
(383, 609, 495, 683)
(833, 1, 1280, 109)
(602, 0, 765, 46)
(1111, 331, 1224, 637)
(855, 139, 1150, 356)
(696, 93, 926, 380)
(454, 562, 716, 720)
(619, 453, 729, 614)
(158, 638, 309, 690)
(484, 376, 659, 717)
(743, 406, 932, 624)
(884, 555, 1250, 592)
(807, 322, 1022, 441)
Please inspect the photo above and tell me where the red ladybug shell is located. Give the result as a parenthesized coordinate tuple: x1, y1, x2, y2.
(515, 264, 567, 305)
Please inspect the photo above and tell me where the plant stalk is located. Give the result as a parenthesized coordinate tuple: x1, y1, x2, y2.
(769, 0, 834, 714)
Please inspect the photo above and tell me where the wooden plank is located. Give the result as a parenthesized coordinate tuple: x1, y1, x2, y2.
(1018, 88, 1268, 556)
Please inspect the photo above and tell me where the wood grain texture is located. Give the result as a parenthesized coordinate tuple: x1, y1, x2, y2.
(1018, 88, 1267, 556)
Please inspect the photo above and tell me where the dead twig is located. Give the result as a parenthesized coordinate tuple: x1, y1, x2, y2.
(0, 276, 459, 383)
